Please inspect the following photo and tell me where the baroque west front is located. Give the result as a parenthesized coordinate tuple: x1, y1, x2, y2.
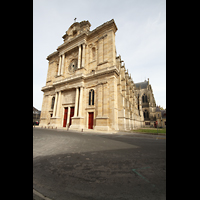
(39, 19, 157, 131)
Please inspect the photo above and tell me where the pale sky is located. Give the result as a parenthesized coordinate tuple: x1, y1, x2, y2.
(33, 0, 166, 111)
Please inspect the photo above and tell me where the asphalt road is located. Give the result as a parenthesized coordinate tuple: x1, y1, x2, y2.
(33, 128, 166, 200)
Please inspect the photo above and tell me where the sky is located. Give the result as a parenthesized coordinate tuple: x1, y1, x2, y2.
(33, 0, 166, 111)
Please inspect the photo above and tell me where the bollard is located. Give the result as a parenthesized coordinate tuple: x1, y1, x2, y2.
(52, 126, 53, 129)
(82, 128, 83, 132)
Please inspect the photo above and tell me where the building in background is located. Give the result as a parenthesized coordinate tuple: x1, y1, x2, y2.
(155, 106, 166, 128)
(134, 79, 157, 127)
(33, 107, 41, 124)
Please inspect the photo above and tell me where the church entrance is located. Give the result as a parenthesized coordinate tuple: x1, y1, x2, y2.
(69, 107, 74, 127)
(63, 107, 74, 128)
(63, 108, 68, 127)
(88, 112, 94, 129)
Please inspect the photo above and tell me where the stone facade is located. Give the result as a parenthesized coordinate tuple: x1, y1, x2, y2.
(40, 19, 159, 131)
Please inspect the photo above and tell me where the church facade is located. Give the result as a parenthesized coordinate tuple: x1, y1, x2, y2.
(39, 19, 158, 131)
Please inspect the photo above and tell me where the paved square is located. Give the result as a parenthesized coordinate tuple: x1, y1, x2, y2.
(33, 128, 166, 200)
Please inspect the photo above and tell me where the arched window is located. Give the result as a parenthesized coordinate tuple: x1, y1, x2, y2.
(142, 94, 148, 103)
(143, 110, 149, 119)
(89, 89, 94, 105)
(92, 47, 96, 61)
(145, 95, 147, 102)
(51, 97, 55, 109)
(143, 111, 146, 118)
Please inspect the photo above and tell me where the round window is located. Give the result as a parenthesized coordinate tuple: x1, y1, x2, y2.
(68, 59, 78, 73)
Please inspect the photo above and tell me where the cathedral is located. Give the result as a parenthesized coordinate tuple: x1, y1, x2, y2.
(39, 19, 158, 131)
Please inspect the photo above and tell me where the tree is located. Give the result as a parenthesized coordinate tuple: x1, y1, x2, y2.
(159, 106, 165, 110)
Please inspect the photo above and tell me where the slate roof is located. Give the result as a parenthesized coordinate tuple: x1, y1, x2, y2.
(135, 81, 148, 89)
(161, 110, 166, 118)
(33, 107, 41, 114)
(156, 106, 161, 112)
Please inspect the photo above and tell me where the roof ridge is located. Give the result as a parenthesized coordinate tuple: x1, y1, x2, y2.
(89, 19, 117, 35)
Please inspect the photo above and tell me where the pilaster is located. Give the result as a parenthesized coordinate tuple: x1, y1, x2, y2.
(57, 56, 62, 76)
(53, 92, 58, 117)
(60, 54, 65, 75)
(82, 44, 85, 68)
(74, 87, 79, 117)
(78, 45, 81, 69)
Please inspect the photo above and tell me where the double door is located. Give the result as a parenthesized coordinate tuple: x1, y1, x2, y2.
(63, 107, 74, 127)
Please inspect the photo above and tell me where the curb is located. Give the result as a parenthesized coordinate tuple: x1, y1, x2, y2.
(33, 189, 53, 200)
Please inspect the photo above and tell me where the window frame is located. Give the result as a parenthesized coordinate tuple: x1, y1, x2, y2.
(89, 89, 95, 105)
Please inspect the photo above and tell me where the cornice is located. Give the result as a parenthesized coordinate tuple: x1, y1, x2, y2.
(41, 85, 54, 92)
(57, 32, 88, 52)
(88, 19, 118, 37)
(46, 51, 59, 60)
(48, 66, 119, 88)
(53, 73, 84, 87)
(47, 19, 117, 60)
(84, 65, 119, 80)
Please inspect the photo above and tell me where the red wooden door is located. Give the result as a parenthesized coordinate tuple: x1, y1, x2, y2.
(63, 108, 68, 127)
(69, 107, 74, 127)
(88, 112, 94, 129)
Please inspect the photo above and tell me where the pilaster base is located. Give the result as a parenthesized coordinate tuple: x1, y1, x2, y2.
(118, 117, 126, 130)
(94, 116, 110, 131)
(50, 117, 62, 127)
(69, 116, 85, 130)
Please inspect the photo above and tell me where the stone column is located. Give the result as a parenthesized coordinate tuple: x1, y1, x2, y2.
(60, 54, 65, 75)
(74, 87, 80, 117)
(78, 45, 82, 69)
(103, 83, 108, 116)
(78, 87, 83, 117)
(57, 56, 62, 76)
(53, 92, 58, 117)
(97, 83, 102, 117)
(82, 44, 85, 68)
(56, 91, 61, 117)
(67, 106, 71, 127)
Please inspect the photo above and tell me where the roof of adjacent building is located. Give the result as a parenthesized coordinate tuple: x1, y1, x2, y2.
(161, 110, 166, 118)
(33, 107, 41, 114)
(156, 106, 161, 112)
(135, 81, 148, 89)
(156, 106, 166, 118)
